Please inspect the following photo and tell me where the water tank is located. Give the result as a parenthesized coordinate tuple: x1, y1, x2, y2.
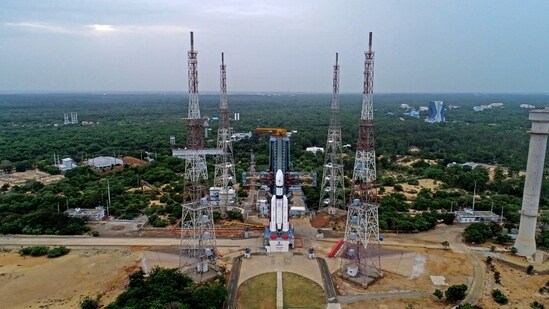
(202, 231, 212, 240)
(351, 215, 359, 224)
(204, 247, 213, 256)
(201, 215, 210, 223)
(353, 199, 360, 206)
(349, 232, 357, 240)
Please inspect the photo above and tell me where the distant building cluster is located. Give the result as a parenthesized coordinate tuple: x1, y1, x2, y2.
(446, 161, 489, 170)
(231, 131, 252, 141)
(63, 112, 78, 125)
(473, 102, 504, 111)
(426, 101, 445, 123)
(520, 104, 536, 109)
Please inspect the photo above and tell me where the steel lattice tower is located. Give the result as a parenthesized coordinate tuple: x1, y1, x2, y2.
(341, 32, 381, 282)
(180, 32, 217, 274)
(352, 32, 376, 186)
(213, 53, 236, 211)
(319, 53, 346, 212)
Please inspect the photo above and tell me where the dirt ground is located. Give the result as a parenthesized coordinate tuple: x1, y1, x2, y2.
(335, 246, 472, 309)
(0, 248, 141, 308)
(0, 169, 63, 187)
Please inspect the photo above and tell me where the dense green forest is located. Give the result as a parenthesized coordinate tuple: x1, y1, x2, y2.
(1, 93, 549, 246)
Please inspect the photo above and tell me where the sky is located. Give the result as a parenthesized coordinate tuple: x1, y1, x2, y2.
(1, 0, 549, 93)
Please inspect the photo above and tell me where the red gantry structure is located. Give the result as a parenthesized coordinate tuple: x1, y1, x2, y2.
(179, 32, 218, 276)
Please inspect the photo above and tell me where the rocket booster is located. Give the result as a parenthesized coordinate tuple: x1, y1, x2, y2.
(270, 169, 289, 233)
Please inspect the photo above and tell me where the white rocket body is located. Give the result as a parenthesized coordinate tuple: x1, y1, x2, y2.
(270, 169, 289, 233)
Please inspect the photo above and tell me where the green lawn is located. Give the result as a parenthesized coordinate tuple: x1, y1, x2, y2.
(237, 272, 277, 309)
(283, 272, 326, 309)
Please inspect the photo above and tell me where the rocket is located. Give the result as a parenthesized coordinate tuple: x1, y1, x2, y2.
(270, 169, 289, 233)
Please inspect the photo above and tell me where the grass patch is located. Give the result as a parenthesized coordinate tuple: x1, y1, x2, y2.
(283, 272, 325, 309)
(237, 272, 276, 309)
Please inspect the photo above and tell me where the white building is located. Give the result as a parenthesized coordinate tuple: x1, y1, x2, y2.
(85, 156, 124, 171)
(66, 206, 105, 221)
(305, 146, 324, 155)
(58, 158, 76, 171)
(455, 208, 500, 223)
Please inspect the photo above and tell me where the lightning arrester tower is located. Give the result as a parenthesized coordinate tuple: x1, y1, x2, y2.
(179, 32, 218, 274)
(213, 52, 237, 211)
(514, 108, 549, 256)
(352, 32, 376, 185)
(342, 32, 381, 281)
(319, 53, 346, 212)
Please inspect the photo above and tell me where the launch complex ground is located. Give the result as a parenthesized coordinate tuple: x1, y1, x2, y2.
(1, 219, 548, 309)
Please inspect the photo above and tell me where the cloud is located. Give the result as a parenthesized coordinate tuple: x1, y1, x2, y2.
(88, 24, 116, 32)
(4, 21, 188, 36)
(4, 22, 75, 34)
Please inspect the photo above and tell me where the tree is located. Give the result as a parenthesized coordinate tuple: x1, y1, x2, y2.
(511, 247, 518, 254)
(445, 284, 468, 303)
(433, 289, 443, 300)
(441, 241, 450, 249)
(531, 301, 545, 309)
(463, 223, 492, 243)
(526, 265, 534, 275)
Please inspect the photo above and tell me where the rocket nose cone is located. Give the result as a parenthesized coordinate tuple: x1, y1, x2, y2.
(276, 169, 284, 186)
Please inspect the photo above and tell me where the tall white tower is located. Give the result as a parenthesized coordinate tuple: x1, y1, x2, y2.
(514, 109, 549, 256)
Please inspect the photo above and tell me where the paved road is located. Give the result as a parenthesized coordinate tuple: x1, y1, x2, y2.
(462, 252, 485, 305)
(224, 256, 242, 309)
(337, 290, 429, 303)
(0, 235, 260, 248)
(317, 257, 338, 303)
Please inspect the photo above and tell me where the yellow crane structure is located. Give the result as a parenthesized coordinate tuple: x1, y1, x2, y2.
(255, 127, 288, 137)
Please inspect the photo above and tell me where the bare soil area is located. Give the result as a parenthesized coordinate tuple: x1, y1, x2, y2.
(337, 246, 472, 309)
(0, 169, 63, 187)
(0, 248, 140, 308)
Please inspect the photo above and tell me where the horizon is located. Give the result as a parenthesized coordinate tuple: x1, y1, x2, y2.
(2, 1, 549, 93)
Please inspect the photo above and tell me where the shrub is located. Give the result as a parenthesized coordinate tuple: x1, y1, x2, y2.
(492, 289, 508, 304)
(526, 264, 534, 275)
(531, 301, 545, 309)
(47, 246, 70, 258)
(407, 178, 419, 185)
(19, 246, 49, 257)
(80, 296, 99, 309)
